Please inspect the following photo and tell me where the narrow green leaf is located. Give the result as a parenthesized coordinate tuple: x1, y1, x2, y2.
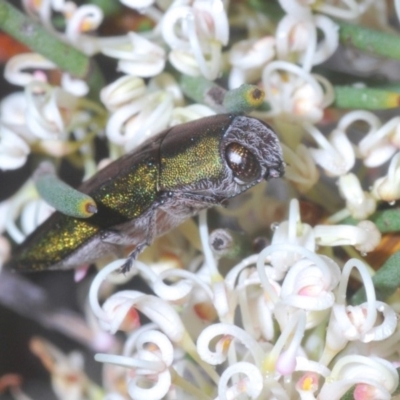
(338, 21, 400, 61)
(370, 208, 400, 233)
(334, 86, 400, 110)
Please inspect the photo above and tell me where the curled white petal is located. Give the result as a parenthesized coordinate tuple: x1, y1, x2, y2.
(358, 116, 400, 167)
(319, 355, 398, 400)
(217, 362, 263, 400)
(101, 33, 166, 78)
(169, 49, 201, 76)
(270, 198, 315, 275)
(148, 73, 184, 107)
(60, 73, 89, 97)
(280, 256, 340, 311)
(65, 4, 103, 55)
(152, 269, 213, 302)
(230, 36, 275, 70)
(314, 220, 381, 253)
(106, 91, 173, 150)
(262, 61, 333, 122)
(349, 301, 397, 343)
(275, 14, 338, 71)
(0, 91, 28, 127)
(25, 82, 79, 140)
(128, 369, 171, 400)
(337, 173, 376, 219)
(197, 323, 264, 367)
(307, 125, 355, 177)
(95, 353, 172, 400)
(372, 152, 400, 202)
(100, 75, 146, 111)
(4, 53, 56, 87)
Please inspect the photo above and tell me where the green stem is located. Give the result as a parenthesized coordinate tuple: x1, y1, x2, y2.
(0, 0, 104, 100)
(334, 86, 400, 109)
(338, 20, 400, 61)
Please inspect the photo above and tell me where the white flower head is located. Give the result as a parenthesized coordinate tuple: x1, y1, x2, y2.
(162, 0, 228, 80)
(262, 61, 334, 123)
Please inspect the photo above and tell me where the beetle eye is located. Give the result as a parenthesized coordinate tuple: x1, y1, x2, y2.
(225, 143, 261, 183)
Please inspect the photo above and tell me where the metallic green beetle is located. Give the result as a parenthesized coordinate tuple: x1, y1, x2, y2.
(9, 114, 284, 273)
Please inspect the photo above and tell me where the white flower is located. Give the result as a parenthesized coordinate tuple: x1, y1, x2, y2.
(305, 123, 355, 177)
(279, 257, 340, 311)
(319, 355, 398, 400)
(217, 362, 263, 399)
(228, 36, 275, 89)
(355, 114, 400, 168)
(100, 75, 146, 112)
(314, 220, 381, 253)
(372, 152, 400, 203)
(197, 323, 265, 367)
(269, 199, 315, 276)
(275, 14, 338, 72)
(262, 61, 334, 123)
(64, 4, 103, 55)
(96, 328, 174, 400)
(101, 33, 166, 77)
(25, 82, 79, 140)
(337, 173, 377, 219)
(4, 53, 56, 87)
(162, 0, 228, 80)
(106, 90, 173, 151)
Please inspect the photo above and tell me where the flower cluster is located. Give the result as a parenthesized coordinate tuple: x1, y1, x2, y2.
(1, 0, 400, 400)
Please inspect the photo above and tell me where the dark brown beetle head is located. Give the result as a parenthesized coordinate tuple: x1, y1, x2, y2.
(221, 115, 284, 189)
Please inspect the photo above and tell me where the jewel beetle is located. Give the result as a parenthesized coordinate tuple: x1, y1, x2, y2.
(8, 114, 284, 273)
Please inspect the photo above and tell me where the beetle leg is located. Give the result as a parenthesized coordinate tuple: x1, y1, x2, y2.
(174, 191, 226, 207)
(118, 202, 161, 274)
(100, 229, 123, 243)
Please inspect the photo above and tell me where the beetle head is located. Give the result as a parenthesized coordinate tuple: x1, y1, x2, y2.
(221, 115, 284, 187)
